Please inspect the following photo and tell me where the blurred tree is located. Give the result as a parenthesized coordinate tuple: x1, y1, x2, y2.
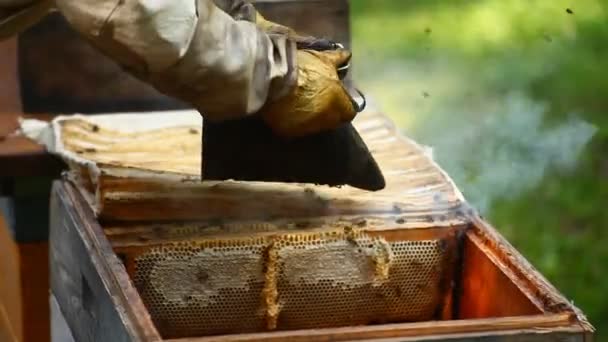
(350, 0, 608, 338)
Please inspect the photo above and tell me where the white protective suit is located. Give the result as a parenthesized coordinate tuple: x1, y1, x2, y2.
(0, 0, 356, 137)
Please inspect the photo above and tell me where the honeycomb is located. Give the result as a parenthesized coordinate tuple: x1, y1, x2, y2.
(126, 229, 451, 339)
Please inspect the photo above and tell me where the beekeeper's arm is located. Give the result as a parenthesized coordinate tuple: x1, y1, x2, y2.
(0, 0, 356, 138)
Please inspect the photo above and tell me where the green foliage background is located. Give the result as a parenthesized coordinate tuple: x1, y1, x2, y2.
(350, 0, 608, 338)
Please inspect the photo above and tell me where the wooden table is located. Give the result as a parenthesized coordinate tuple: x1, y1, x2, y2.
(0, 114, 64, 176)
(0, 113, 65, 342)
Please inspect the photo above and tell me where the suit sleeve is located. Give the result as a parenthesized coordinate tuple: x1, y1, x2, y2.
(2, 0, 298, 120)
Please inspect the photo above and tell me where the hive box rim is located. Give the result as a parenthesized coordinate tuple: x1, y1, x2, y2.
(50, 181, 594, 342)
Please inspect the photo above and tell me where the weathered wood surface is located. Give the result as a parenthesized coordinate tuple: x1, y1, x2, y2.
(467, 216, 595, 336)
(48, 109, 468, 224)
(0, 113, 64, 177)
(0, 38, 20, 112)
(51, 181, 594, 341)
(50, 181, 162, 342)
(17, 241, 50, 342)
(458, 232, 543, 319)
(105, 222, 460, 248)
(0, 113, 59, 342)
(0, 304, 18, 342)
(327, 328, 588, 342)
(50, 295, 75, 342)
(0, 211, 22, 342)
(0, 222, 51, 342)
(164, 314, 578, 342)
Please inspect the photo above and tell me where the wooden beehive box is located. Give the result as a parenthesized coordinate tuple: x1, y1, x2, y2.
(41, 108, 594, 341)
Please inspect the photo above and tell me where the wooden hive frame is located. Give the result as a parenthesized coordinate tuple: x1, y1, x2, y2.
(55, 109, 466, 223)
(49, 180, 594, 342)
(45, 108, 472, 338)
(42, 108, 594, 341)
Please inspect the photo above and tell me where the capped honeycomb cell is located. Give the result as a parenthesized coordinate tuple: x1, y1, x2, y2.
(120, 229, 455, 339)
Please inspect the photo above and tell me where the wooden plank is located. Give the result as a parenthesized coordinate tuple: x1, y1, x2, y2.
(0, 211, 22, 342)
(50, 181, 161, 342)
(55, 179, 585, 342)
(0, 208, 51, 342)
(458, 231, 543, 318)
(50, 295, 75, 342)
(0, 113, 64, 178)
(0, 303, 19, 342)
(106, 223, 462, 248)
(165, 314, 576, 342)
(55, 110, 466, 223)
(48, 179, 589, 342)
(0, 135, 64, 178)
(469, 216, 595, 337)
(347, 327, 588, 342)
(0, 113, 56, 138)
(18, 242, 50, 342)
(0, 37, 21, 112)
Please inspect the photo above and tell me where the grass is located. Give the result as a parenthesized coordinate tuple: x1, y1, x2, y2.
(350, 0, 608, 338)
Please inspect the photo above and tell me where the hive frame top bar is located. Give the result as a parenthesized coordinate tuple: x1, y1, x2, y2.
(49, 180, 594, 342)
(22, 107, 470, 225)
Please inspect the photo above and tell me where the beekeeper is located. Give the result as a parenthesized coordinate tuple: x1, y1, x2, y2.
(0, 0, 357, 138)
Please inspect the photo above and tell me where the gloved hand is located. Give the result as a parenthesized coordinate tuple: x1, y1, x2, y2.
(0, 0, 360, 139)
(260, 48, 357, 138)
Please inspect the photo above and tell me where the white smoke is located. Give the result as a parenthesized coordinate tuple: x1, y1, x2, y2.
(422, 92, 596, 213)
(354, 58, 597, 214)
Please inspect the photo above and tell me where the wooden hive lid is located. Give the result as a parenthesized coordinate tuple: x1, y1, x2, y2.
(20, 108, 470, 226)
